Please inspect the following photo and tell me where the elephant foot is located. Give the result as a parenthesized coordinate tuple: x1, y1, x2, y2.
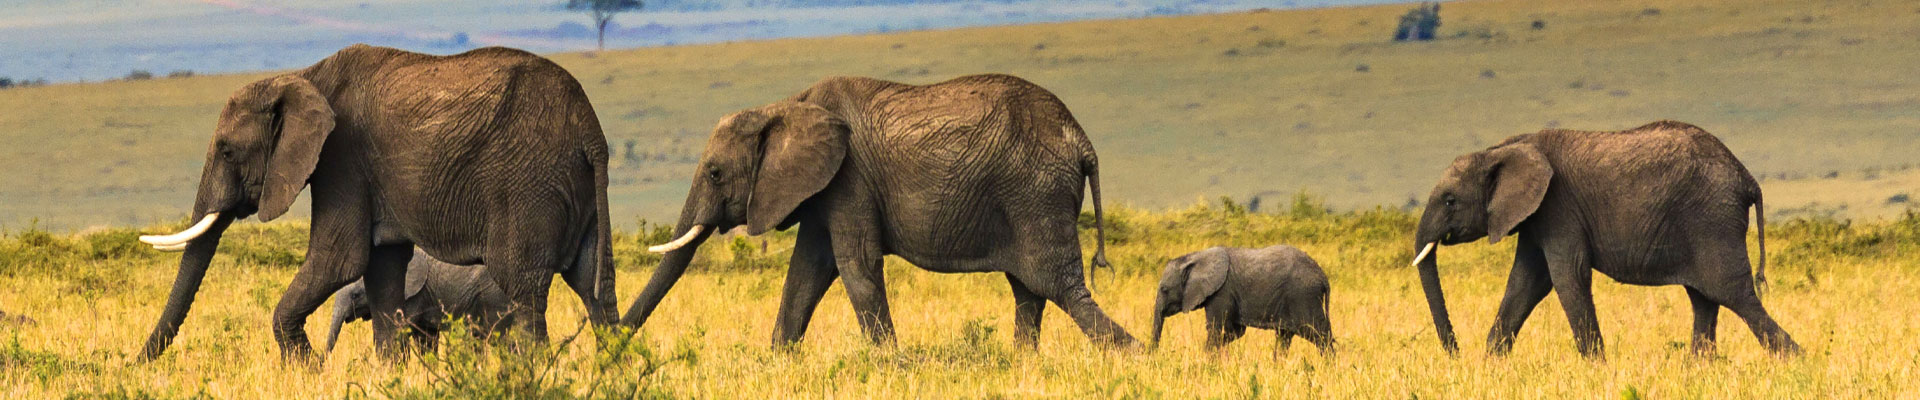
(1767, 338, 1804, 359)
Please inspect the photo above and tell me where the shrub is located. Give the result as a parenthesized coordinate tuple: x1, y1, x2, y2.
(362, 322, 695, 400)
(125, 70, 153, 81)
(0, 336, 100, 385)
(166, 70, 194, 79)
(1393, 3, 1441, 41)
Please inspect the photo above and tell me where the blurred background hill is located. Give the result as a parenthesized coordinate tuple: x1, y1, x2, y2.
(1, 0, 1916, 231)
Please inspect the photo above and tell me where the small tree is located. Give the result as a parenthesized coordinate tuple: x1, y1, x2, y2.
(567, 0, 644, 51)
(1393, 2, 1441, 42)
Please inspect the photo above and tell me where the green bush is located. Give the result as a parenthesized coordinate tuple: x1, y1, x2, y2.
(360, 322, 695, 400)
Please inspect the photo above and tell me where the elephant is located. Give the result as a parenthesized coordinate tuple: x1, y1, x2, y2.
(1151, 246, 1334, 357)
(622, 74, 1137, 349)
(133, 44, 619, 363)
(1408, 120, 1800, 359)
(323, 249, 514, 356)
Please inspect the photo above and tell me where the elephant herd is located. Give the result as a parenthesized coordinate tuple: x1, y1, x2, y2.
(132, 45, 1798, 365)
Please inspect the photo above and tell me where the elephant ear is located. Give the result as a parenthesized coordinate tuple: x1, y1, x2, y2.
(405, 264, 429, 300)
(746, 102, 848, 235)
(258, 75, 336, 222)
(1180, 248, 1231, 311)
(1483, 143, 1552, 243)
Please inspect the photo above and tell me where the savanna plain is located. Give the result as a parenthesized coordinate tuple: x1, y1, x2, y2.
(3, 0, 1920, 398)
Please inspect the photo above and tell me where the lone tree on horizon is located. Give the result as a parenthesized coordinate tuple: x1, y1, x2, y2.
(567, 0, 644, 51)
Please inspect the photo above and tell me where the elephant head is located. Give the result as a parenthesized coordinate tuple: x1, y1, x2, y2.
(1150, 247, 1229, 348)
(322, 282, 372, 355)
(622, 101, 849, 327)
(137, 74, 336, 361)
(1410, 142, 1552, 354)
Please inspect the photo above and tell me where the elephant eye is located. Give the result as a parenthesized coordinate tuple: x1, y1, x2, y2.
(1443, 195, 1457, 208)
(705, 167, 722, 181)
(217, 142, 236, 161)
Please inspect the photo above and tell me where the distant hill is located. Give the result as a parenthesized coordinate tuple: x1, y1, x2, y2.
(1, 0, 1916, 231)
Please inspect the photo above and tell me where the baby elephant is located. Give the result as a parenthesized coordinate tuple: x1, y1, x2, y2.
(323, 250, 514, 355)
(1151, 245, 1334, 356)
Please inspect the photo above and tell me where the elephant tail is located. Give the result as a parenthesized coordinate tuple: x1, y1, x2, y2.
(1080, 143, 1112, 290)
(1754, 192, 1768, 296)
(584, 142, 619, 327)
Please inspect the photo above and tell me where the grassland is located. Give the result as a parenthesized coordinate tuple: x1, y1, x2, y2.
(3, 199, 1918, 397)
(2, 0, 1918, 231)
(3, 0, 1919, 397)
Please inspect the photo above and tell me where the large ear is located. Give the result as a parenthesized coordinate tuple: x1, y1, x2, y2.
(745, 103, 848, 235)
(258, 75, 336, 221)
(1180, 248, 1231, 311)
(1483, 143, 1552, 243)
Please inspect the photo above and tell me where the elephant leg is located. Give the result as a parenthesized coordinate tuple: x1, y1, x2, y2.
(1006, 274, 1045, 350)
(1487, 239, 1553, 356)
(1544, 248, 1605, 360)
(559, 241, 616, 328)
(830, 226, 894, 346)
(1686, 286, 1719, 357)
(360, 244, 415, 361)
(1009, 222, 1138, 349)
(1695, 267, 1800, 357)
(772, 221, 839, 347)
(483, 250, 557, 347)
(271, 230, 373, 365)
(1222, 323, 1247, 345)
(1202, 303, 1234, 350)
(1276, 330, 1294, 359)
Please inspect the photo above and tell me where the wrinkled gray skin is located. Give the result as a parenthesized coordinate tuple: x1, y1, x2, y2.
(1413, 120, 1799, 360)
(1151, 246, 1333, 357)
(323, 249, 514, 356)
(623, 74, 1135, 349)
(140, 44, 618, 364)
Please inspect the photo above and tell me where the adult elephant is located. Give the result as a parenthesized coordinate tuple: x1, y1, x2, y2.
(134, 44, 618, 363)
(1408, 120, 1800, 359)
(622, 74, 1137, 348)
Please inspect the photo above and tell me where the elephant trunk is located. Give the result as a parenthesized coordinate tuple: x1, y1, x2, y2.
(322, 288, 355, 355)
(1412, 210, 1457, 355)
(1150, 314, 1165, 350)
(1414, 244, 1455, 354)
(138, 161, 246, 362)
(137, 209, 234, 361)
(323, 311, 345, 355)
(620, 189, 718, 328)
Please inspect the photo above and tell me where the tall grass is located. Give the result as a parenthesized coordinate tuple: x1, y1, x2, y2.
(2, 197, 1916, 397)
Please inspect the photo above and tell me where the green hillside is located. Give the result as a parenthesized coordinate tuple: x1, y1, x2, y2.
(2, 0, 1916, 230)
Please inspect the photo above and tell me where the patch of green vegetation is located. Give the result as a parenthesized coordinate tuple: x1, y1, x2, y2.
(0, 336, 99, 385)
(356, 322, 697, 400)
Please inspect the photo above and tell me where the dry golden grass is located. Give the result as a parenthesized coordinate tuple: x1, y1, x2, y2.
(2, 202, 1916, 398)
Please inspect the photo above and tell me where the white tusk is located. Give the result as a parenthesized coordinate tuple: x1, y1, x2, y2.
(153, 242, 190, 252)
(140, 213, 221, 247)
(647, 225, 706, 253)
(1410, 242, 1437, 267)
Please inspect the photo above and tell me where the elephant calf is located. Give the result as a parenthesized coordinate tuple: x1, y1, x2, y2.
(323, 250, 513, 355)
(1152, 246, 1334, 356)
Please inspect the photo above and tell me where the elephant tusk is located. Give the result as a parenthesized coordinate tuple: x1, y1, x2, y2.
(140, 213, 222, 248)
(647, 225, 705, 253)
(1410, 242, 1436, 267)
(153, 242, 190, 252)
